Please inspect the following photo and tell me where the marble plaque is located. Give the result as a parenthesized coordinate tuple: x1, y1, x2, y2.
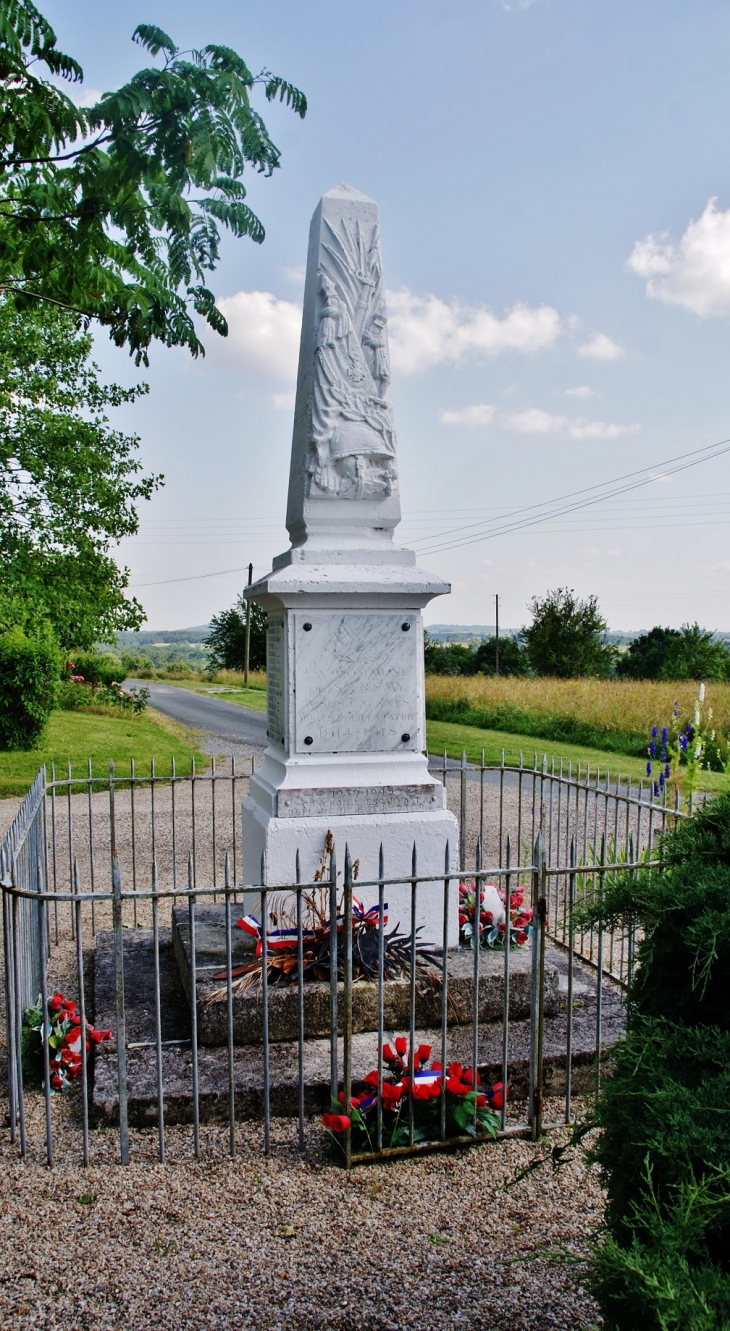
(276, 785, 441, 818)
(266, 614, 287, 747)
(294, 612, 419, 754)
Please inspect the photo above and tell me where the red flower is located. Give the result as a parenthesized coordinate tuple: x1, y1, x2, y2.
(476, 1093, 487, 1107)
(487, 1081, 508, 1111)
(415, 1043, 432, 1067)
(382, 1044, 397, 1063)
(516, 930, 527, 946)
(395, 1036, 408, 1057)
(458, 912, 468, 925)
(431, 1061, 442, 1073)
(447, 1061, 463, 1080)
(481, 910, 493, 925)
(322, 1113, 351, 1132)
(87, 1027, 112, 1044)
(446, 1076, 469, 1096)
(461, 1066, 481, 1087)
(50, 1074, 63, 1090)
(363, 1069, 379, 1087)
(49, 993, 64, 1012)
(381, 1082, 404, 1106)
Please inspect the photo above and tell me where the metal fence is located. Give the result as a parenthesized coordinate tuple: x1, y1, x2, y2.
(0, 753, 699, 1169)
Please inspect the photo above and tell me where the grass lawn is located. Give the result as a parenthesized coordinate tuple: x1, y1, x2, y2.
(426, 719, 729, 794)
(161, 680, 267, 712)
(0, 708, 207, 798)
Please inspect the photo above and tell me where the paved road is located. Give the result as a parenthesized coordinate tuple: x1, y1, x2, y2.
(125, 680, 268, 747)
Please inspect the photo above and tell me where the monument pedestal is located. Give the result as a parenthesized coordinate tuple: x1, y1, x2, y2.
(241, 184, 458, 943)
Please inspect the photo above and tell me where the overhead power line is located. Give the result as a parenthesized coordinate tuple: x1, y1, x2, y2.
(415, 436, 730, 556)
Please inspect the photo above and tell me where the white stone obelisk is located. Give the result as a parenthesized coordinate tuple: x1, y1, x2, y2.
(241, 184, 458, 943)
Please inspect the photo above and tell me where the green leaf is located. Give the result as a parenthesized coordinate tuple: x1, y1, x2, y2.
(132, 25, 176, 58)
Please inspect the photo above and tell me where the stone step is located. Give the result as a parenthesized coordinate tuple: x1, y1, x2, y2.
(169, 904, 559, 1046)
(91, 927, 625, 1126)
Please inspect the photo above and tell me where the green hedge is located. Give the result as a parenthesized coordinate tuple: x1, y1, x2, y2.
(587, 791, 730, 1328)
(425, 695, 647, 758)
(0, 627, 60, 749)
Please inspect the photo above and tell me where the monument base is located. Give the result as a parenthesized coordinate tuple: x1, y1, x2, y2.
(241, 798, 460, 947)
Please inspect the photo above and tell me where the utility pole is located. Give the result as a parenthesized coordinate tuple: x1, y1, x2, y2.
(244, 562, 253, 685)
(495, 593, 500, 677)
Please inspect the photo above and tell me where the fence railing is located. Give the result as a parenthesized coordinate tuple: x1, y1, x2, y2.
(0, 754, 698, 1168)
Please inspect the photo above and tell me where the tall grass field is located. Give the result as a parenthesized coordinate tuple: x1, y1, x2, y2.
(425, 676, 730, 759)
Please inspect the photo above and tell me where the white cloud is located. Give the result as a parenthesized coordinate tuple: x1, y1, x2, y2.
(271, 391, 296, 411)
(500, 0, 540, 9)
(439, 403, 495, 427)
(386, 288, 561, 373)
(627, 198, 730, 317)
(283, 265, 306, 285)
(73, 87, 102, 107)
(215, 290, 302, 379)
(506, 409, 639, 439)
(507, 408, 566, 434)
(577, 333, 625, 361)
(565, 385, 594, 398)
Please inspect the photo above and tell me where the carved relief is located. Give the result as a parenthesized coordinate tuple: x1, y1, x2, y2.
(306, 217, 398, 500)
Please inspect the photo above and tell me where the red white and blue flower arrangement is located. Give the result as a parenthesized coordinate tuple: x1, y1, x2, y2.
(23, 991, 111, 1092)
(322, 1036, 506, 1153)
(459, 881, 535, 950)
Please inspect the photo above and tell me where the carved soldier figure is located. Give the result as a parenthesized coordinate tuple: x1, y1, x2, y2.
(362, 309, 390, 388)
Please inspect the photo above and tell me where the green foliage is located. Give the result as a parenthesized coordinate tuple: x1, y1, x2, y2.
(617, 627, 682, 680)
(0, 297, 159, 647)
(424, 635, 530, 677)
(0, 624, 60, 748)
(58, 679, 148, 715)
(67, 651, 124, 688)
(618, 625, 730, 682)
(0, 5, 306, 362)
(119, 652, 156, 675)
(205, 598, 266, 672)
(522, 587, 615, 678)
(586, 790, 730, 1327)
(424, 641, 479, 675)
(473, 635, 530, 676)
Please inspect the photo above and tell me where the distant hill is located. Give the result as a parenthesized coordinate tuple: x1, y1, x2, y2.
(115, 626, 211, 646)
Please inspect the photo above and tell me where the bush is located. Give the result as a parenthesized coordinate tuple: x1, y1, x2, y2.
(618, 624, 730, 682)
(0, 627, 60, 749)
(205, 599, 267, 672)
(57, 678, 148, 715)
(67, 651, 124, 689)
(522, 587, 615, 678)
(120, 652, 155, 675)
(586, 789, 730, 1327)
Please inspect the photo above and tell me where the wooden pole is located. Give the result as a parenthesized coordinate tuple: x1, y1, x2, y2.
(244, 562, 253, 685)
(495, 592, 500, 676)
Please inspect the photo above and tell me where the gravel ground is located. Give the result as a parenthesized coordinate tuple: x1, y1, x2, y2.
(0, 1095, 604, 1330)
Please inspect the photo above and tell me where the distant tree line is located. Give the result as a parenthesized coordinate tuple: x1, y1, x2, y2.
(425, 588, 730, 681)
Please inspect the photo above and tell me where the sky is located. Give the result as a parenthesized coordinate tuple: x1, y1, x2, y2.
(45, 0, 730, 633)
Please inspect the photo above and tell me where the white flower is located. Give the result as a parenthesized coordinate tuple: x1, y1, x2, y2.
(699, 683, 706, 703)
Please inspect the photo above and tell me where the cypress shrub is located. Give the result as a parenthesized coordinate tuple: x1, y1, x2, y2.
(0, 627, 60, 749)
